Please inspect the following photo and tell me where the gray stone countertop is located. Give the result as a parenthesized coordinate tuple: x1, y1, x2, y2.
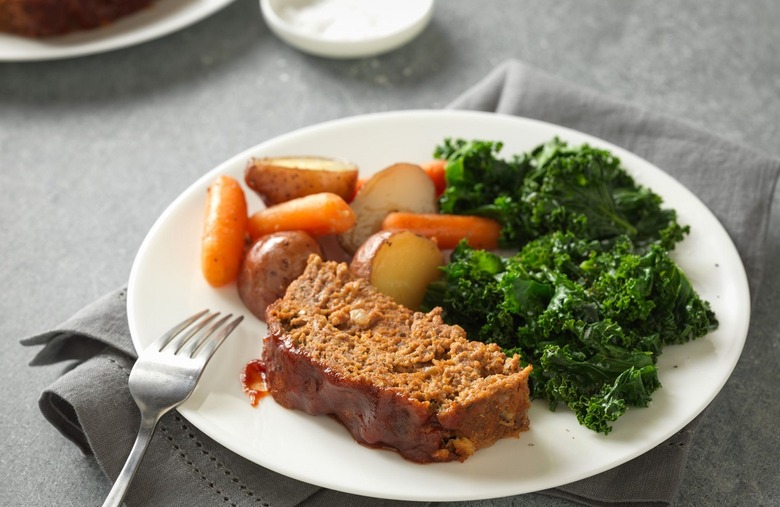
(1, 0, 778, 505)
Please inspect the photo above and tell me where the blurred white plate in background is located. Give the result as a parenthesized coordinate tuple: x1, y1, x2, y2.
(0, 0, 235, 61)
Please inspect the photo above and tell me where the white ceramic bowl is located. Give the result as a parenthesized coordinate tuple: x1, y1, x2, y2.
(260, 0, 435, 59)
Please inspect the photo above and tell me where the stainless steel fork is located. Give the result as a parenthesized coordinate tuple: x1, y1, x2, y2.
(101, 310, 243, 507)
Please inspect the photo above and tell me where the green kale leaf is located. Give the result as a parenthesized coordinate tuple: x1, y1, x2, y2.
(424, 232, 718, 434)
(435, 137, 688, 250)
(424, 138, 718, 434)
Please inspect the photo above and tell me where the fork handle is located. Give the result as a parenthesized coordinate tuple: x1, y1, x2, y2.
(101, 413, 161, 507)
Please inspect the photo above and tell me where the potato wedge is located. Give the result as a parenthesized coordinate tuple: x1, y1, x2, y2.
(350, 230, 443, 310)
(237, 231, 322, 321)
(245, 156, 359, 206)
(338, 163, 437, 254)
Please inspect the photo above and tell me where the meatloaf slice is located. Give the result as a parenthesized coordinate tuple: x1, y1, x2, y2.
(0, 0, 155, 38)
(262, 255, 532, 463)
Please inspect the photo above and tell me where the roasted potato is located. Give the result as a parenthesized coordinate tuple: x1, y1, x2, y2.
(350, 230, 443, 310)
(338, 163, 438, 254)
(237, 231, 323, 320)
(245, 156, 359, 206)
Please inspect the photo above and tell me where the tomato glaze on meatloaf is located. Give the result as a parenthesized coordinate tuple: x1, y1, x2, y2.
(262, 255, 532, 463)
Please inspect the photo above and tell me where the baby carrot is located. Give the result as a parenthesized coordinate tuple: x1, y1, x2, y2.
(201, 175, 249, 287)
(248, 192, 355, 240)
(420, 160, 447, 197)
(381, 212, 501, 250)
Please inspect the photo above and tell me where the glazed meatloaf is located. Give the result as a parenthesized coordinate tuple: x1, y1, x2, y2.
(262, 255, 533, 463)
(0, 0, 155, 37)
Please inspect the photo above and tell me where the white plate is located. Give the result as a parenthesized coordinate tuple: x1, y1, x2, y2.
(127, 110, 750, 501)
(0, 0, 235, 61)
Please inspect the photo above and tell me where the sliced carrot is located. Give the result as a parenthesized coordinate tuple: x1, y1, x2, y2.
(201, 175, 249, 287)
(420, 160, 447, 197)
(248, 192, 355, 241)
(381, 212, 501, 250)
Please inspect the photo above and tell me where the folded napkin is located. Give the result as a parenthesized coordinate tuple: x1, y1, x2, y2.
(22, 60, 780, 507)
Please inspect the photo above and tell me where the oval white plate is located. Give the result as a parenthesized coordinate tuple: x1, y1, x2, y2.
(0, 0, 235, 61)
(127, 110, 749, 501)
(260, 0, 434, 58)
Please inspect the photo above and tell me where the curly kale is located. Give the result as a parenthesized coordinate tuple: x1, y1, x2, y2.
(436, 137, 688, 250)
(423, 232, 718, 434)
(423, 138, 718, 433)
(424, 137, 718, 433)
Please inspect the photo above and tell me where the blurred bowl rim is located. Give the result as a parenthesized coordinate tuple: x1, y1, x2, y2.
(259, 0, 435, 59)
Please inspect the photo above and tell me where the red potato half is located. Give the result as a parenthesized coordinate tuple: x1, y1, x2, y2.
(237, 231, 323, 321)
(245, 156, 359, 206)
(338, 163, 438, 254)
(350, 230, 443, 310)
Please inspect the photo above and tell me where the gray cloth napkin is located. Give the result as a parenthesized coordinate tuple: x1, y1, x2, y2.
(21, 60, 780, 507)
